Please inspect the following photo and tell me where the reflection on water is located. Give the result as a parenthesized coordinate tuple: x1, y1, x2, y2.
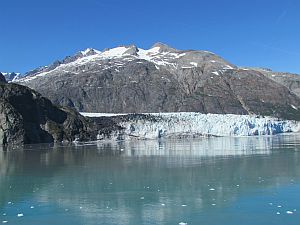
(1, 135, 300, 225)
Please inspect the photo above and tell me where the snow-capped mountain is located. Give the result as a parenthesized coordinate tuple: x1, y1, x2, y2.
(20, 43, 234, 82)
(15, 43, 300, 120)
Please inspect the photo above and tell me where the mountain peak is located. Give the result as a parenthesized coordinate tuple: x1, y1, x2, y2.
(151, 42, 177, 52)
(101, 45, 139, 58)
(80, 48, 101, 56)
(123, 45, 139, 55)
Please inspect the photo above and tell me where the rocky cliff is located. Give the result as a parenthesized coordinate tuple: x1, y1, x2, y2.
(0, 73, 6, 83)
(0, 80, 98, 145)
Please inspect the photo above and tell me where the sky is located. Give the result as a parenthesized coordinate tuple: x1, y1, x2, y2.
(0, 0, 299, 74)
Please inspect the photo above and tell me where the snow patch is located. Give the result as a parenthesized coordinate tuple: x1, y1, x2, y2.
(223, 65, 234, 70)
(81, 48, 101, 56)
(101, 47, 131, 58)
(291, 105, 298, 110)
(81, 113, 128, 117)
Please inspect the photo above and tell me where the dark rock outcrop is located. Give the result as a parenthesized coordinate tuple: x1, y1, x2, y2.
(0, 73, 6, 83)
(0, 82, 99, 145)
(0, 72, 21, 82)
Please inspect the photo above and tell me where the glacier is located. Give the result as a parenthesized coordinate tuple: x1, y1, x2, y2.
(80, 112, 300, 139)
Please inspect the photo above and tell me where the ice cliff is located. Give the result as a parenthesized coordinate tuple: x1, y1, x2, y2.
(81, 112, 300, 139)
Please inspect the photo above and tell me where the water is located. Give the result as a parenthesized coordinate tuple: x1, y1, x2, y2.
(1, 134, 300, 225)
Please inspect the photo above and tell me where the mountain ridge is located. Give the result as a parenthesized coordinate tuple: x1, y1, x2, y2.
(13, 43, 300, 120)
(8, 43, 299, 80)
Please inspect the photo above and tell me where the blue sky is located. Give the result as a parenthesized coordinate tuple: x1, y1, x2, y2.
(0, 0, 299, 74)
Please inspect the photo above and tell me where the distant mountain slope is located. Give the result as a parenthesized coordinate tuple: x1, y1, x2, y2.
(249, 68, 300, 98)
(0, 72, 21, 82)
(15, 43, 300, 120)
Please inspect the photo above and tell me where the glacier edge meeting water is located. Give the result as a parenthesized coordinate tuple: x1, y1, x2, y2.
(81, 112, 300, 139)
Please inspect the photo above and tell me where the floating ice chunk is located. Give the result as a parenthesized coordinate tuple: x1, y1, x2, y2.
(30, 206, 34, 209)
(17, 214, 23, 217)
(276, 212, 280, 215)
(161, 203, 165, 206)
(140, 197, 145, 200)
(286, 211, 293, 214)
(2, 221, 8, 224)
(209, 188, 215, 191)
(181, 204, 187, 207)
(212, 203, 216, 206)
(179, 222, 187, 225)
(277, 205, 282, 208)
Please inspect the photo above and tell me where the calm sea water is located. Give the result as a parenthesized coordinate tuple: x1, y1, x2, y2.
(1, 134, 300, 225)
